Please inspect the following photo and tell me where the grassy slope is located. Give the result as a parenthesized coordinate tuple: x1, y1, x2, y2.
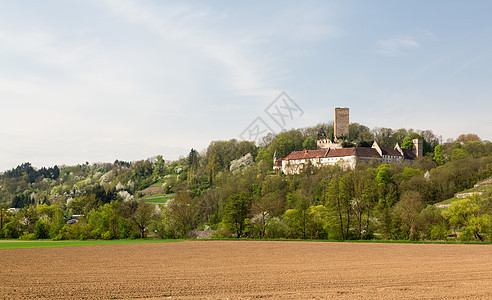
(141, 176, 177, 204)
(141, 193, 174, 204)
(435, 184, 492, 206)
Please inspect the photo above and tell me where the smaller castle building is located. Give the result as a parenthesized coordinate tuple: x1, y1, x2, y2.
(273, 107, 421, 175)
(274, 140, 418, 174)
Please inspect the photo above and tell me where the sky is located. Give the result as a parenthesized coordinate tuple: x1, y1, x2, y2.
(1, 1, 491, 171)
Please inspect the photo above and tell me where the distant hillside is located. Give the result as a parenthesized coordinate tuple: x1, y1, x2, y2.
(0, 126, 491, 242)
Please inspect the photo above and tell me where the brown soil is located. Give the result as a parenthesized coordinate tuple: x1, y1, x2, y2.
(140, 186, 163, 195)
(0, 241, 491, 299)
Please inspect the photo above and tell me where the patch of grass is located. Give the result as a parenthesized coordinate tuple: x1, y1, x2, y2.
(150, 175, 178, 187)
(0, 239, 182, 249)
(437, 197, 460, 205)
(142, 194, 174, 204)
(435, 185, 492, 207)
(1, 238, 489, 249)
(199, 238, 491, 245)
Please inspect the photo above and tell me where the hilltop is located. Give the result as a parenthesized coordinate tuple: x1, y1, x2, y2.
(0, 124, 491, 242)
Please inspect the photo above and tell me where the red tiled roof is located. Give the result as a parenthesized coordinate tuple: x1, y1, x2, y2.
(354, 147, 381, 158)
(281, 145, 416, 163)
(284, 147, 381, 160)
(284, 149, 329, 160)
(273, 158, 283, 166)
(380, 146, 402, 157)
(326, 148, 355, 157)
(327, 147, 380, 158)
(401, 149, 416, 160)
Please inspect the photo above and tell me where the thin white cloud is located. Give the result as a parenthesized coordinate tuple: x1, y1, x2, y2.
(99, 0, 278, 97)
(448, 54, 492, 81)
(0, 28, 98, 69)
(375, 29, 437, 57)
(98, 0, 342, 98)
(375, 37, 420, 56)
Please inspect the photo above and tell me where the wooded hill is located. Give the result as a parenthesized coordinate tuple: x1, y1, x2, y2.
(0, 124, 491, 242)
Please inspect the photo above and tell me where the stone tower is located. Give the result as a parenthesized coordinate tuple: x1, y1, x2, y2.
(334, 107, 349, 139)
(412, 139, 423, 157)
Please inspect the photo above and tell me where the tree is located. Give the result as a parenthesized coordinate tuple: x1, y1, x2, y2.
(249, 175, 288, 238)
(251, 193, 285, 238)
(187, 148, 199, 185)
(223, 192, 251, 238)
(131, 201, 156, 238)
(401, 137, 413, 149)
(372, 127, 394, 147)
(451, 148, 469, 161)
(353, 170, 377, 239)
(446, 194, 491, 241)
(17, 205, 39, 233)
(165, 191, 197, 237)
(0, 203, 9, 232)
(120, 200, 156, 238)
(255, 129, 305, 167)
(69, 194, 100, 215)
(34, 220, 50, 239)
(456, 133, 481, 143)
(230, 153, 254, 172)
(87, 201, 121, 239)
(284, 191, 311, 239)
(325, 173, 352, 240)
(349, 123, 372, 142)
(302, 137, 317, 150)
(394, 191, 425, 240)
(153, 155, 166, 177)
(433, 144, 445, 165)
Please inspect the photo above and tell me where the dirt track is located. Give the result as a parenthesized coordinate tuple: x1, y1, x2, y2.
(0, 241, 491, 299)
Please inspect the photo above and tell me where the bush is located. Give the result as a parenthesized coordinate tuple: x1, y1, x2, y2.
(60, 223, 91, 240)
(19, 232, 36, 240)
(101, 231, 114, 240)
(211, 222, 231, 238)
(265, 218, 289, 239)
(34, 221, 50, 239)
(118, 218, 132, 239)
(430, 224, 448, 240)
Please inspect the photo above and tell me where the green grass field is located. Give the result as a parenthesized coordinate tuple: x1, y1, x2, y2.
(1, 238, 487, 249)
(0, 239, 181, 249)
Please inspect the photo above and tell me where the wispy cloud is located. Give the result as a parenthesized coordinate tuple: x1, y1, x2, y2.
(98, 0, 342, 98)
(0, 28, 97, 69)
(375, 36, 420, 56)
(99, 0, 278, 97)
(374, 29, 438, 57)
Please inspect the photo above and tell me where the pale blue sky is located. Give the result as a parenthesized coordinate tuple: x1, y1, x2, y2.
(0, 1, 491, 171)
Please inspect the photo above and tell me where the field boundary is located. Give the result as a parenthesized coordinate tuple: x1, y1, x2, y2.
(1, 238, 489, 249)
(0, 239, 183, 249)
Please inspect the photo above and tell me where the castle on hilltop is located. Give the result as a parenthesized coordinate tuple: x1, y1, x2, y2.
(273, 107, 422, 174)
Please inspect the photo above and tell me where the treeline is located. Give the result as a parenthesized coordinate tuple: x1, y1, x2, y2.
(3, 163, 60, 184)
(0, 124, 491, 242)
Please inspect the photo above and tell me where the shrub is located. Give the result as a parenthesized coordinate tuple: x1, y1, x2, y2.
(101, 231, 114, 240)
(34, 221, 50, 239)
(211, 222, 231, 238)
(430, 224, 448, 240)
(265, 217, 289, 239)
(19, 232, 36, 240)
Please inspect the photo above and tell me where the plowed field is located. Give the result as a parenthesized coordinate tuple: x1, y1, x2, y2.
(1, 241, 491, 299)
